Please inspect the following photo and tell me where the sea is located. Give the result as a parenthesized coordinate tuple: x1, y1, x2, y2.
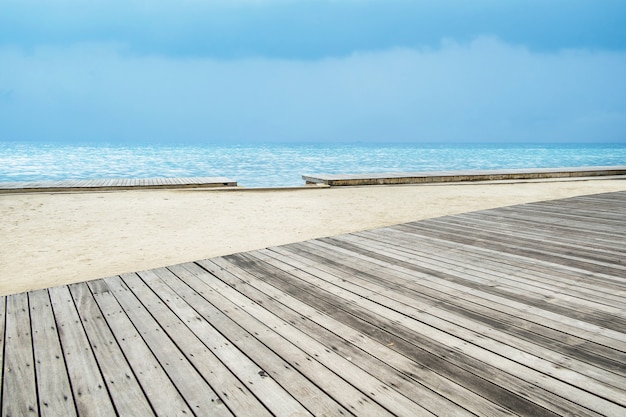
(1, 142, 625, 188)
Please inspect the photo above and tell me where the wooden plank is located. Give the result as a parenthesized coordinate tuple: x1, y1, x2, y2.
(296, 239, 626, 391)
(261, 246, 623, 416)
(461, 206, 626, 236)
(104, 274, 235, 416)
(302, 166, 626, 186)
(535, 198, 626, 215)
(69, 282, 155, 417)
(129, 269, 285, 417)
(313, 234, 626, 325)
(397, 220, 626, 278)
(352, 224, 623, 303)
(248, 248, 614, 417)
(441, 198, 626, 233)
(507, 200, 626, 224)
(198, 258, 511, 417)
(154, 266, 356, 417)
(357, 226, 626, 298)
(311, 234, 626, 348)
(278, 238, 626, 351)
(439, 212, 626, 259)
(358, 224, 620, 337)
(87, 279, 193, 417)
(138, 268, 313, 417)
(0, 177, 237, 193)
(340, 231, 626, 309)
(48, 286, 116, 417)
(575, 193, 626, 205)
(176, 261, 404, 417)
(0, 297, 5, 404)
(472, 205, 626, 236)
(334, 233, 626, 374)
(2, 293, 38, 416)
(419, 215, 626, 270)
(29, 290, 77, 417)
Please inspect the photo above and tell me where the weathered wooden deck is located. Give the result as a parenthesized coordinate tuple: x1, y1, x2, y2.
(302, 166, 626, 186)
(2, 191, 625, 416)
(0, 177, 237, 193)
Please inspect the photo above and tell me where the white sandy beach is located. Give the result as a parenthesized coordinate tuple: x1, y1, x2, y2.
(2, 178, 626, 295)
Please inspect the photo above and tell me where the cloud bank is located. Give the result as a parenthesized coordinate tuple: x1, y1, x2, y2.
(2, 0, 626, 59)
(1, 37, 624, 143)
(1, 1, 625, 144)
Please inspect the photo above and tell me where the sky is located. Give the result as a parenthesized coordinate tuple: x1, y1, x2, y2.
(1, 0, 625, 144)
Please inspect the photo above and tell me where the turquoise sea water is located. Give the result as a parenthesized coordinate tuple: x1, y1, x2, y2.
(1, 142, 625, 188)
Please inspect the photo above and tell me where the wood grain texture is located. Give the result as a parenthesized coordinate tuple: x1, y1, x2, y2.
(2, 293, 38, 417)
(29, 290, 77, 417)
(0, 177, 237, 193)
(303, 166, 626, 185)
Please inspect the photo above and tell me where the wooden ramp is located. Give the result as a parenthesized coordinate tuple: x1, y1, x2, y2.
(2, 191, 625, 416)
(0, 177, 237, 193)
(302, 166, 626, 186)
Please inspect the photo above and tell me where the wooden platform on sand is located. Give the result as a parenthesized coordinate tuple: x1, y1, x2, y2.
(303, 166, 626, 186)
(0, 177, 237, 193)
(2, 191, 625, 416)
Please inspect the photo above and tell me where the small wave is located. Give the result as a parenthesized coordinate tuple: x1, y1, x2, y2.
(1, 142, 624, 187)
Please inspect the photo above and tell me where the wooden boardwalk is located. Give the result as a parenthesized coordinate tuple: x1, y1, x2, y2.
(1, 191, 625, 416)
(0, 177, 237, 193)
(302, 166, 626, 186)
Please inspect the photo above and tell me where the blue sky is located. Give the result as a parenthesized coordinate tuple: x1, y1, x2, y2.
(1, 0, 625, 144)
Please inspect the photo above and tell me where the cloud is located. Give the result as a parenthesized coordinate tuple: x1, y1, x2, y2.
(1, 37, 625, 143)
(1, 0, 625, 59)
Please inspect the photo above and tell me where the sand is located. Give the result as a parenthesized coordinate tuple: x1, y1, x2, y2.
(2, 178, 626, 296)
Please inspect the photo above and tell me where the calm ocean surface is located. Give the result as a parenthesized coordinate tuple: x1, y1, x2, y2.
(1, 142, 625, 188)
